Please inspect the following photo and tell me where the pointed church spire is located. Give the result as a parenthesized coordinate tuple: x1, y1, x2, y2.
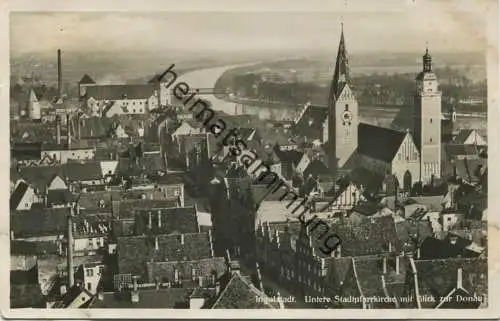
(329, 24, 350, 101)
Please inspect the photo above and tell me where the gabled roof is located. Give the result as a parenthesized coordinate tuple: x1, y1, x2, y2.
(18, 165, 65, 194)
(64, 161, 102, 182)
(293, 104, 327, 140)
(10, 284, 45, 308)
(113, 198, 180, 219)
(358, 123, 407, 163)
(85, 84, 156, 100)
(211, 272, 280, 309)
(90, 287, 192, 308)
(413, 257, 487, 308)
(10, 181, 30, 210)
(78, 74, 96, 85)
(117, 232, 213, 277)
(445, 144, 479, 158)
(146, 257, 226, 285)
(134, 206, 200, 235)
(11, 207, 70, 237)
(303, 159, 330, 179)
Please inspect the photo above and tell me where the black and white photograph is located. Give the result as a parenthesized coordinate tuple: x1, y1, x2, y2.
(4, 0, 497, 317)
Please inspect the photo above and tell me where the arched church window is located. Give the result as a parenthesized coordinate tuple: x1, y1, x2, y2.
(345, 104, 349, 111)
(430, 138, 433, 143)
(430, 118, 433, 123)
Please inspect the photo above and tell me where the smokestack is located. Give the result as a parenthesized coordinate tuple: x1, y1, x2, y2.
(67, 205, 75, 287)
(56, 116, 61, 146)
(57, 49, 62, 98)
(67, 113, 71, 149)
(131, 275, 139, 303)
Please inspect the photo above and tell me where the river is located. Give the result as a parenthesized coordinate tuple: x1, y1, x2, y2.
(178, 64, 487, 131)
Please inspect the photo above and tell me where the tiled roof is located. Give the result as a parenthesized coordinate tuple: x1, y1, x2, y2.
(395, 220, 433, 246)
(419, 237, 478, 260)
(114, 198, 180, 219)
(10, 181, 30, 210)
(79, 74, 96, 85)
(10, 284, 45, 308)
(146, 257, 226, 284)
(117, 233, 213, 277)
(47, 189, 74, 206)
(453, 129, 476, 145)
(293, 104, 327, 141)
(85, 84, 156, 100)
(77, 190, 120, 210)
(11, 207, 70, 237)
(413, 257, 487, 308)
(64, 161, 103, 182)
(303, 159, 330, 179)
(211, 272, 280, 309)
(353, 257, 396, 307)
(10, 121, 58, 144)
(11, 142, 43, 161)
(90, 287, 192, 308)
(134, 206, 199, 235)
(11, 240, 58, 256)
(18, 165, 65, 193)
(358, 123, 406, 162)
(305, 216, 401, 258)
(445, 144, 479, 158)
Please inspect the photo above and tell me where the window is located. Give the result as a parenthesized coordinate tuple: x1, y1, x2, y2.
(86, 269, 93, 277)
(88, 238, 94, 247)
(133, 109, 136, 113)
(430, 138, 433, 143)
(430, 118, 433, 123)
(87, 282, 92, 290)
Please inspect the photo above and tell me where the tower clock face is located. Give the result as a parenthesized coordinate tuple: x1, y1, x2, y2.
(342, 110, 353, 126)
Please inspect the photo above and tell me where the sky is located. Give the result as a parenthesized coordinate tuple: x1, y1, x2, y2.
(10, 2, 489, 55)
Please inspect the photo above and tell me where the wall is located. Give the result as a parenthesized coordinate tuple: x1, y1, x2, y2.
(42, 149, 95, 164)
(391, 134, 421, 186)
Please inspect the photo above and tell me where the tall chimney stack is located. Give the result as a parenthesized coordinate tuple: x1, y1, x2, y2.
(56, 115, 62, 146)
(67, 113, 71, 149)
(57, 49, 62, 99)
(67, 205, 75, 288)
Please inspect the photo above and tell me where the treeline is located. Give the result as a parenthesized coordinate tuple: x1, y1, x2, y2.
(215, 67, 487, 111)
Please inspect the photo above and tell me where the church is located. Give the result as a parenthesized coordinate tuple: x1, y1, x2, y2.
(294, 26, 443, 191)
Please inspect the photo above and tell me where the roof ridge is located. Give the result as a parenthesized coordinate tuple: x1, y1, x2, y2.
(211, 273, 237, 308)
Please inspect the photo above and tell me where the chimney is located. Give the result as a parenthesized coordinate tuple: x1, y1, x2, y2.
(416, 247, 421, 259)
(208, 229, 214, 257)
(97, 287, 104, 301)
(198, 275, 203, 287)
(388, 241, 392, 252)
(148, 212, 152, 229)
(154, 236, 159, 251)
(57, 49, 62, 98)
(131, 275, 139, 303)
(155, 276, 160, 290)
(457, 268, 463, 289)
(67, 206, 75, 287)
(276, 291, 285, 309)
(382, 257, 387, 274)
(396, 256, 400, 275)
(180, 234, 185, 245)
(215, 282, 221, 296)
(77, 113, 81, 141)
(174, 268, 179, 283)
(56, 116, 62, 146)
(336, 244, 342, 258)
(255, 262, 264, 291)
(157, 210, 162, 228)
(67, 113, 71, 149)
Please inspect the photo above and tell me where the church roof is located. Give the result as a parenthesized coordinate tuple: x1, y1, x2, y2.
(358, 123, 407, 163)
(293, 104, 327, 140)
(328, 26, 350, 102)
(78, 74, 96, 85)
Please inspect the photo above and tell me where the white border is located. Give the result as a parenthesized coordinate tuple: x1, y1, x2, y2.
(1, 0, 499, 319)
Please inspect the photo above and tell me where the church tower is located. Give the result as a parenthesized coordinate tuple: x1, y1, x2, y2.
(326, 25, 359, 174)
(413, 46, 442, 183)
